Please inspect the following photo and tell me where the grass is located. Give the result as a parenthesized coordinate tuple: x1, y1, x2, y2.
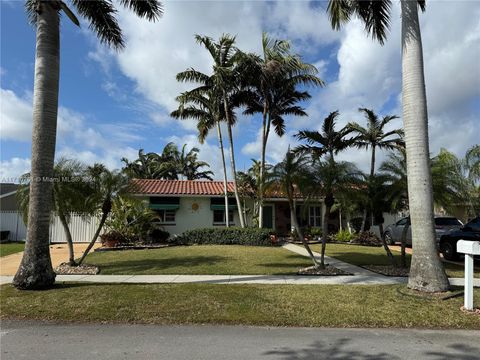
(312, 243, 480, 278)
(84, 245, 312, 275)
(1, 283, 479, 329)
(0, 242, 24, 257)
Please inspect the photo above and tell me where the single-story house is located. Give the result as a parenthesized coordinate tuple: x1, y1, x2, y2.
(129, 179, 327, 236)
(0, 183, 20, 211)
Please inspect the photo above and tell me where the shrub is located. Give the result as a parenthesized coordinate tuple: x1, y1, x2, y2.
(350, 231, 382, 247)
(171, 227, 273, 246)
(147, 228, 170, 244)
(331, 229, 356, 243)
(310, 227, 322, 237)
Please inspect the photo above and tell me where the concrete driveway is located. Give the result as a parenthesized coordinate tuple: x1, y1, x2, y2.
(0, 243, 100, 275)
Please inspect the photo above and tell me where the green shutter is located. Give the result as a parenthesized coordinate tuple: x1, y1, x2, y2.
(210, 204, 237, 210)
(149, 204, 180, 210)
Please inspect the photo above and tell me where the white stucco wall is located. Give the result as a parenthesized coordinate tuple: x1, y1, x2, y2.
(139, 196, 255, 236)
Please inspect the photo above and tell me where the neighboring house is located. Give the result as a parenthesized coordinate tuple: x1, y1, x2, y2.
(129, 179, 326, 236)
(0, 183, 20, 211)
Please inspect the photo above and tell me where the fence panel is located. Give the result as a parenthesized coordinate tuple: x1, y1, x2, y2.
(1, 211, 102, 243)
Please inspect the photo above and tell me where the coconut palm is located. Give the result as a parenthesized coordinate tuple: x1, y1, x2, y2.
(14, 1, 162, 289)
(16, 158, 93, 266)
(327, 0, 450, 292)
(176, 144, 214, 181)
(347, 108, 403, 230)
(77, 165, 128, 265)
(171, 87, 232, 226)
(240, 33, 324, 228)
(272, 149, 320, 267)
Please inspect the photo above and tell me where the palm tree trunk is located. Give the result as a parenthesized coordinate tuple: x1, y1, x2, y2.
(77, 210, 109, 266)
(13, 3, 59, 289)
(401, 0, 449, 292)
(58, 211, 76, 266)
(379, 223, 397, 267)
(321, 204, 331, 269)
(216, 122, 230, 227)
(289, 198, 318, 267)
(224, 108, 245, 227)
(400, 223, 409, 268)
(258, 106, 268, 228)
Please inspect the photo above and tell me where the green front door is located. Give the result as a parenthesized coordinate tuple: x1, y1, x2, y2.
(262, 205, 273, 229)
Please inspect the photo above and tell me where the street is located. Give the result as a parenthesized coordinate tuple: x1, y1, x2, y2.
(1, 321, 479, 360)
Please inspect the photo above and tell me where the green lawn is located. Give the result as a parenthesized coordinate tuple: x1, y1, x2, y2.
(313, 243, 480, 278)
(84, 245, 312, 275)
(1, 283, 479, 329)
(0, 242, 24, 257)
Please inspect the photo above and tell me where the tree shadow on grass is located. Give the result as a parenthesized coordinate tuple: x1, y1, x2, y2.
(88, 255, 226, 274)
(263, 338, 399, 360)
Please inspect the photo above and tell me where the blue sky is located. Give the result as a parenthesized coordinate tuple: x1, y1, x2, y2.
(1, 0, 479, 182)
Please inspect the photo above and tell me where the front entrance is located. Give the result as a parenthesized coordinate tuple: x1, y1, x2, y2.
(262, 205, 274, 229)
(274, 202, 291, 236)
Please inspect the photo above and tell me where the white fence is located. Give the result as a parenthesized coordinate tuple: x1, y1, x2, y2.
(0, 211, 102, 243)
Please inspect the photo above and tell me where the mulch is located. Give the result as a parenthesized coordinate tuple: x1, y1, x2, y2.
(363, 265, 410, 277)
(297, 265, 353, 276)
(55, 263, 100, 275)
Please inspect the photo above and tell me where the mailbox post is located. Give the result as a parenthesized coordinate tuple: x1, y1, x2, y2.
(457, 240, 480, 311)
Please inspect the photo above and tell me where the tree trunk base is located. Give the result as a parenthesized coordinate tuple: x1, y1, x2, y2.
(13, 264, 56, 290)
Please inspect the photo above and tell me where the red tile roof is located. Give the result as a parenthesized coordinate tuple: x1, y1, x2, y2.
(129, 179, 235, 196)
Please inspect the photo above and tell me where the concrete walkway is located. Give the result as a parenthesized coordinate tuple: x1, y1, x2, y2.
(0, 243, 101, 275)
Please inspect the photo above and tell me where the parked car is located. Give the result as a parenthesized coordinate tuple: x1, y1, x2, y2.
(383, 216, 463, 246)
(439, 217, 480, 261)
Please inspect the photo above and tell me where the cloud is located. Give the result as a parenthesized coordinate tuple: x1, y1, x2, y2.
(0, 157, 31, 182)
(0, 89, 33, 141)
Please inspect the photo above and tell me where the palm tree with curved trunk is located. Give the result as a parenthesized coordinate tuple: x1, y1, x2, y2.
(272, 149, 320, 267)
(240, 33, 324, 228)
(17, 158, 94, 266)
(348, 108, 403, 230)
(327, 0, 450, 292)
(295, 111, 356, 267)
(14, 1, 162, 290)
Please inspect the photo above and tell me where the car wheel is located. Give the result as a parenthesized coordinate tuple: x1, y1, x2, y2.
(440, 241, 457, 261)
(384, 232, 395, 245)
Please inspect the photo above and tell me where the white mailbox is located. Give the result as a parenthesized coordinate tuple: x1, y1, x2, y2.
(457, 240, 480, 255)
(457, 240, 480, 311)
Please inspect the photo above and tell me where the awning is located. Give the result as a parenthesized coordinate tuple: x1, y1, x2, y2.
(149, 204, 180, 210)
(210, 204, 237, 210)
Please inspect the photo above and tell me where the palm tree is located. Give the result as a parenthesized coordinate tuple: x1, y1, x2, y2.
(347, 108, 403, 230)
(77, 165, 128, 265)
(327, 0, 450, 292)
(14, 1, 162, 290)
(122, 149, 166, 179)
(16, 158, 93, 266)
(295, 111, 354, 266)
(240, 33, 324, 228)
(171, 87, 231, 227)
(272, 149, 320, 267)
(176, 144, 214, 181)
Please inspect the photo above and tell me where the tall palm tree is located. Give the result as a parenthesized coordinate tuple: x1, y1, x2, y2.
(171, 87, 232, 227)
(240, 33, 324, 228)
(272, 149, 320, 267)
(348, 108, 403, 230)
(192, 34, 246, 227)
(77, 165, 128, 265)
(295, 111, 355, 266)
(176, 144, 214, 181)
(14, 1, 162, 290)
(327, 0, 450, 292)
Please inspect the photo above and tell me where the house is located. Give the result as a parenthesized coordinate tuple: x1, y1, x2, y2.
(129, 179, 327, 236)
(0, 183, 20, 211)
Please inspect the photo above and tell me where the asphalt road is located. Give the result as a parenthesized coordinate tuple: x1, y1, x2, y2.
(1, 321, 479, 360)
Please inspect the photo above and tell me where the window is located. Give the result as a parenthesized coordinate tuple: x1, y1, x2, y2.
(435, 217, 462, 226)
(309, 206, 322, 227)
(213, 209, 234, 224)
(396, 218, 409, 226)
(157, 209, 176, 224)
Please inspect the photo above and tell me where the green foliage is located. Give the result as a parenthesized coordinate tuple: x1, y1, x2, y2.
(104, 196, 160, 244)
(332, 229, 356, 243)
(350, 231, 382, 247)
(172, 227, 273, 246)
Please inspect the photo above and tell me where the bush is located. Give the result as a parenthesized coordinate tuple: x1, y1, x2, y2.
(350, 231, 382, 247)
(146, 228, 170, 244)
(331, 229, 356, 243)
(170, 227, 274, 246)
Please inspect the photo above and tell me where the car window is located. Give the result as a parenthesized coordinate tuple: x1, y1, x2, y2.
(435, 218, 462, 226)
(465, 217, 480, 231)
(397, 218, 408, 226)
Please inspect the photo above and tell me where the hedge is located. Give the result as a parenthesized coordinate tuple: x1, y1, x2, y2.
(170, 227, 274, 246)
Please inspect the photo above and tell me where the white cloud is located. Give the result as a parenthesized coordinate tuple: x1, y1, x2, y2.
(0, 157, 31, 182)
(0, 89, 33, 141)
